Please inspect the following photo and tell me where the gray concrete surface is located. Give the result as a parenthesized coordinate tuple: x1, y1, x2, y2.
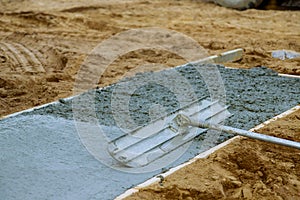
(1, 64, 299, 200)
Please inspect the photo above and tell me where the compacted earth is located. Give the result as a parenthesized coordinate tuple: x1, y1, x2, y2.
(0, 0, 299, 199)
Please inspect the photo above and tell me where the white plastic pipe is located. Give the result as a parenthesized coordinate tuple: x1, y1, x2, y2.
(211, 0, 264, 9)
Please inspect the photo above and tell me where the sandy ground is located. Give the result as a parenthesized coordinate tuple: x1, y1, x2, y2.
(0, 1, 299, 199)
(0, 0, 300, 117)
(125, 109, 300, 199)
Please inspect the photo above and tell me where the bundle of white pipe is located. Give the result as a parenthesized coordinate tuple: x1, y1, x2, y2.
(208, 0, 264, 9)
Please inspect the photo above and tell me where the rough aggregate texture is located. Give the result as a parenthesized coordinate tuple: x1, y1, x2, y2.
(28, 64, 299, 131)
(1, 65, 299, 200)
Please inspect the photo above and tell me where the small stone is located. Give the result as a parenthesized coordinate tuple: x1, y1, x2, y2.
(0, 88, 8, 98)
(266, 178, 273, 184)
(218, 184, 226, 197)
(232, 180, 242, 187)
(211, 175, 219, 181)
(232, 188, 242, 198)
(213, 155, 222, 162)
(257, 171, 263, 177)
(261, 189, 267, 195)
(271, 159, 276, 164)
(276, 176, 283, 183)
(283, 162, 295, 168)
(156, 175, 164, 186)
(276, 195, 284, 200)
(290, 179, 300, 187)
(253, 181, 266, 191)
(242, 184, 253, 199)
(273, 184, 280, 190)
(283, 186, 290, 191)
(0, 55, 6, 63)
(226, 175, 237, 181)
(59, 98, 66, 104)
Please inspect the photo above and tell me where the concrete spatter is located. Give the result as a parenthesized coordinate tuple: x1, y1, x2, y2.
(1, 64, 300, 200)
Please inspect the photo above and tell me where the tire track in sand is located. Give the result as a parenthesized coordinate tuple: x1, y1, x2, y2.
(0, 42, 45, 73)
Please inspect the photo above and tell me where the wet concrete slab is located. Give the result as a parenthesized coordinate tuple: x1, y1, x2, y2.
(1, 64, 299, 200)
(1, 114, 157, 200)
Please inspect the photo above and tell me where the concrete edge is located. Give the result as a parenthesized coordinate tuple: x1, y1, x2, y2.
(114, 105, 300, 200)
(0, 49, 244, 121)
(225, 67, 300, 79)
(278, 73, 300, 79)
(189, 48, 244, 65)
(0, 94, 80, 121)
(251, 105, 300, 131)
(1, 48, 299, 121)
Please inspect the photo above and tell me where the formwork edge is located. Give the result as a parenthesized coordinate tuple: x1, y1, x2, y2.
(115, 105, 300, 200)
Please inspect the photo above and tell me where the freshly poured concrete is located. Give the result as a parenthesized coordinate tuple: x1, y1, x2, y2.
(1, 65, 299, 200)
(1, 114, 157, 200)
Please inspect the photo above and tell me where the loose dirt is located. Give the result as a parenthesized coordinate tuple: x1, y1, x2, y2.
(125, 109, 300, 200)
(0, 0, 299, 117)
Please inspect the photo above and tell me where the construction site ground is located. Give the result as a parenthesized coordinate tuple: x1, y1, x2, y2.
(0, 0, 299, 199)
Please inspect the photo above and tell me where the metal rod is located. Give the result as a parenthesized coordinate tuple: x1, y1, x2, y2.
(189, 120, 300, 150)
